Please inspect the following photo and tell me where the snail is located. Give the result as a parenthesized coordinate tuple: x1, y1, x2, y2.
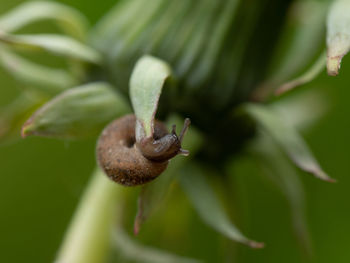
(96, 114, 190, 186)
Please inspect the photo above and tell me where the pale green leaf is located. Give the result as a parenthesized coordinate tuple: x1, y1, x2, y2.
(244, 103, 334, 182)
(130, 55, 172, 137)
(21, 82, 130, 139)
(327, 0, 350, 76)
(271, 90, 328, 131)
(0, 33, 101, 64)
(91, 0, 153, 49)
(0, 47, 77, 93)
(249, 135, 312, 254)
(188, 0, 240, 87)
(255, 1, 329, 100)
(268, 1, 329, 82)
(109, 0, 167, 60)
(134, 116, 203, 234)
(276, 51, 326, 95)
(0, 1, 88, 40)
(180, 163, 264, 248)
(113, 227, 200, 263)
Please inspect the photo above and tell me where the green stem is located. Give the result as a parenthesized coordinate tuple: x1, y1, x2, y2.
(55, 168, 124, 263)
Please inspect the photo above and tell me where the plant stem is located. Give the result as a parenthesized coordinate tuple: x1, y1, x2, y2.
(55, 168, 124, 263)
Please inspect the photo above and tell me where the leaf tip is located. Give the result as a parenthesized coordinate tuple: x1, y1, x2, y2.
(310, 168, 336, 183)
(325, 177, 337, 183)
(133, 207, 144, 236)
(133, 219, 140, 236)
(247, 241, 265, 249)
(327, 55, 342, 76)
(21, 119, 32, 138)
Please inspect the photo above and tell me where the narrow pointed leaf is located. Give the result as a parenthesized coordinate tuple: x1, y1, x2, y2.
(113, 227, 200, 263)
(0, 47, 76, 93)
(21, 82, 130, 139)
(188, 0, 240, 87)
(244, 103, 334, 182)
(0, 1, 88, 40)
(249, 135, 312, 254)
(276, 51, 326, 95)
(90, 0, 145, 49)
(327, 0, 350, 76)
(180, 164, 264, 248)
(255, 1, 329, 100)
(271, 90, 328, 131)
(130, 55, 172, 138)
(134, 116, 203, 234)
(268, 1, 329, 83)
(0, 33, 101, 64)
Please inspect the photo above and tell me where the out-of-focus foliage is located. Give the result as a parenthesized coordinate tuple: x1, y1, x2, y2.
(1, 0, 350, 263)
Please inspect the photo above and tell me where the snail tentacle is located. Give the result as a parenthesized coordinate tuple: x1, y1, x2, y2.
(179, 118, 191, 142)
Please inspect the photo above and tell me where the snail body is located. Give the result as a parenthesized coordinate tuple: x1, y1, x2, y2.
(97, 114, 190, 186)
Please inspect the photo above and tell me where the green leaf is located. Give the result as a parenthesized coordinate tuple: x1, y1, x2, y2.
(134, 115, 203, 234)
(188, 0, 240, 87)
(113, 227, 200, 263)
(0, 92, 44, 145)
(255, 1, 329, 100)
(0, 47, 77, 93)
(327, 0, 350, 76)
(130, 55, 172, 138)
(91, 0, 157, 50)
(0, 33, 101, 64)
(0, 1, 88, 40)
(21, 82, 130, 139)
(249, 135, 312, 254)
(180, 163, 264, 248)
(276, 51, 326, 95)
(244, 103, 334, 182)
(271, 90, 328, 131)
(268, 1, 329, 83)
(109, 0, 167, 60)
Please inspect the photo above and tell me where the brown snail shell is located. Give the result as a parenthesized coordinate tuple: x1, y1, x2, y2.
(96, 114, 189, 186)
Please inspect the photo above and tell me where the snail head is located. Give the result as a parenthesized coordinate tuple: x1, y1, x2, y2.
(136, 118, 191, 162)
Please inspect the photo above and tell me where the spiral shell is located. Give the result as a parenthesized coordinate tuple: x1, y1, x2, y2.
(97, 115, 172, 186)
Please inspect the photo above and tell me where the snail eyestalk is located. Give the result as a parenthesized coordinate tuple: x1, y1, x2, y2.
(171, 118, 191, 156)
(179, 118, 191, 143)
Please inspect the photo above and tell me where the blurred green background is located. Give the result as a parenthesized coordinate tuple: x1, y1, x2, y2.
(1, 0, 350, 262)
